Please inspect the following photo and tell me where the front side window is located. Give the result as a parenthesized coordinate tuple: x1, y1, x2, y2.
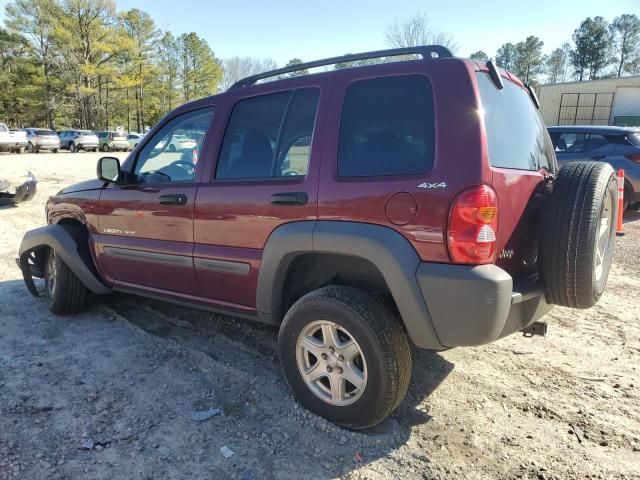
(216, 88, 320, 180)
(134, 107, 215, 183)
(338, 75, 435, 177)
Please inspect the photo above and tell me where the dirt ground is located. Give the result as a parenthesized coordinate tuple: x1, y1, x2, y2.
(1, 151, 639, 480)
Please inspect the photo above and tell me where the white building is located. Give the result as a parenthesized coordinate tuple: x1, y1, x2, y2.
(537, 76, 640, 127)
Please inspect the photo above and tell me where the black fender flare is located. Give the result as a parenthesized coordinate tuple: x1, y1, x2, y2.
(18, 224, 111, 296)
(257, 221, 444, 350)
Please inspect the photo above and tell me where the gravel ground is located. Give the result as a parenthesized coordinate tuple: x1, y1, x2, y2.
(1, 152, 639, 480)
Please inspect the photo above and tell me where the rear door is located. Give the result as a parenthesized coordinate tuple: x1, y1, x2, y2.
(476, 72, 556, 278)
(193, 82, 326, 312)
(95, 107, 215, 295)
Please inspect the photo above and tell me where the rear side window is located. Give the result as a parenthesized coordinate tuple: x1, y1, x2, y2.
(477, 73, 554, 171)
(216, 88, 320, 180)
(338, 75, 435, 177)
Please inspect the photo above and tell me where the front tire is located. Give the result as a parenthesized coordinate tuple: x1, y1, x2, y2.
(69, 143, 76, 153)
(278, 286, 412, 430)
(45, 249, 88, 315)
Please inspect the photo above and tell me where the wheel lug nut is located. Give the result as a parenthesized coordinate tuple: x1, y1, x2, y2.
(336, 366, 343, 374)
(326, 366, 333, 373)
(338, 355, 344, 361)
(321, 353, 328, 360)
(329, 346, 335, 353)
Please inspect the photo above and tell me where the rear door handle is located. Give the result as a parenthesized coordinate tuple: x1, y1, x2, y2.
(159, 193, 187, 205)
(270, 192, 308, 205)
(591, 155, 606, 160)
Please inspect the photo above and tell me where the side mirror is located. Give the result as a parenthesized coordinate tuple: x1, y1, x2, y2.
(97, 156, 121, 183)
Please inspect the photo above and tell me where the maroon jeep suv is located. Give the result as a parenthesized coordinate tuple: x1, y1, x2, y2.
(18, 46, 618, 429)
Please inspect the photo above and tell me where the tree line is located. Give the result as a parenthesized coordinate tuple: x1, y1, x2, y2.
(1, 0, 225, 131)
(2, 5, 639, 131)
(469, 14, 640, 85)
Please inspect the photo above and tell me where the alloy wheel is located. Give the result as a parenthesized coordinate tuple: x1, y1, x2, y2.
(295, 320, 367, 406)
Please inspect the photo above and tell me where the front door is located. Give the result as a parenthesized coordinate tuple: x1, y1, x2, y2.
(192, 83, 326, 312)
(95, 107, 215, 296)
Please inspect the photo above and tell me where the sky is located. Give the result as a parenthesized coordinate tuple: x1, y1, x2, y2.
(1, 0, 639, 65)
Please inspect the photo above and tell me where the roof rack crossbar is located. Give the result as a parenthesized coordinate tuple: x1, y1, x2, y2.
(228, 45, 453, 90)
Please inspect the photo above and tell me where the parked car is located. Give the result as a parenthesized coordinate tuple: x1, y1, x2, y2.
(548, 125, 640, 209)
(167, 134, 197, 151)
(127, 133, 144, 150)
(18, 47, 619, 430)
(97, 131, 128, 152)
(59, 130, 99, 152)
(24, 128, 61, 153)
(0, 123, 27, 153)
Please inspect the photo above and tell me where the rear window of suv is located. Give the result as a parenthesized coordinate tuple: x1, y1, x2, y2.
(338, 75, 435, 177)
(477, 73, 554, 172)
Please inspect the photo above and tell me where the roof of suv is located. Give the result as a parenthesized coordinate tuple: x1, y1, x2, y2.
(548, 125, 640, 135)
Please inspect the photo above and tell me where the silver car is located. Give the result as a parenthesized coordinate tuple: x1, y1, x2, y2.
(59, 130, 99, 152)
(24, 128, 61, 153)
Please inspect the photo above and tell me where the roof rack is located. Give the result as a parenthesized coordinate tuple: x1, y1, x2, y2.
(228, 45, 453, 90)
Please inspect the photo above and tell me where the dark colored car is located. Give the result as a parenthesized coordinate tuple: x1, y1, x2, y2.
(59, 130, 99, 152)
(548, 125, 640, 209)
(18, 47, 619, 430)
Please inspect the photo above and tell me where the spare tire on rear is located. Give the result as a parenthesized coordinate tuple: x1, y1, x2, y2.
(539, 161, 617, 309)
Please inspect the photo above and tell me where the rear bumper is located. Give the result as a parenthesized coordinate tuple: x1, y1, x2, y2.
(0, 174, 37, 206)
(416, 263, 552, 348)
(77, 142, 98, 150)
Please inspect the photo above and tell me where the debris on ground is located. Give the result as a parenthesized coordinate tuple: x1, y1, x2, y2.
(191, 407, 223, 422)
(220, 446, 235, 459)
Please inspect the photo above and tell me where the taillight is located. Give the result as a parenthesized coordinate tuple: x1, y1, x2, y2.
(625, 153, 640, 164)
(447, 185, 498, 264)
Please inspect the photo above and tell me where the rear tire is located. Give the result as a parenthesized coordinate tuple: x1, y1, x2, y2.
(69, 143, 76, 153)
(45, 248, 88, 315)
(539, 161, 617, 309)
(278, 286, 412, 430)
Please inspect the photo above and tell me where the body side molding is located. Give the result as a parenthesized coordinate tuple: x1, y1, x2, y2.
(256, 220, 444, 349)
(18, 224, 111, 295)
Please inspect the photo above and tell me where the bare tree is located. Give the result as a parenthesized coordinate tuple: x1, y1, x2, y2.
(221, 56, 278, 90)
(385, 12, 458, 53)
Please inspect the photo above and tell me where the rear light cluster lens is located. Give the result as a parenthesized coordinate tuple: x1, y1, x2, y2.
(447, 185, 498, 264)
(625, 154, 640, 164)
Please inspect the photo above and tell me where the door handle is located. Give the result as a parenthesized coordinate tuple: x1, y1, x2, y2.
(270, 192, 308, 205)
(159, 193, 187, 205)
(591, 155, 606, 160)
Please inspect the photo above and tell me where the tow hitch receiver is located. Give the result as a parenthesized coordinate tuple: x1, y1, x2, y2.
(522, 322, 547, 338)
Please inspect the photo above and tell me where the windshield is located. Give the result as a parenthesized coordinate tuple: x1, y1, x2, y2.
(34, 129, 55, 135)
(79, 130, 94, 135)
(0, 124, 7, 133)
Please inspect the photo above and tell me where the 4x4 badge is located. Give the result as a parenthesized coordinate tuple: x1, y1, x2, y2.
(418, 182, 447, 189)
